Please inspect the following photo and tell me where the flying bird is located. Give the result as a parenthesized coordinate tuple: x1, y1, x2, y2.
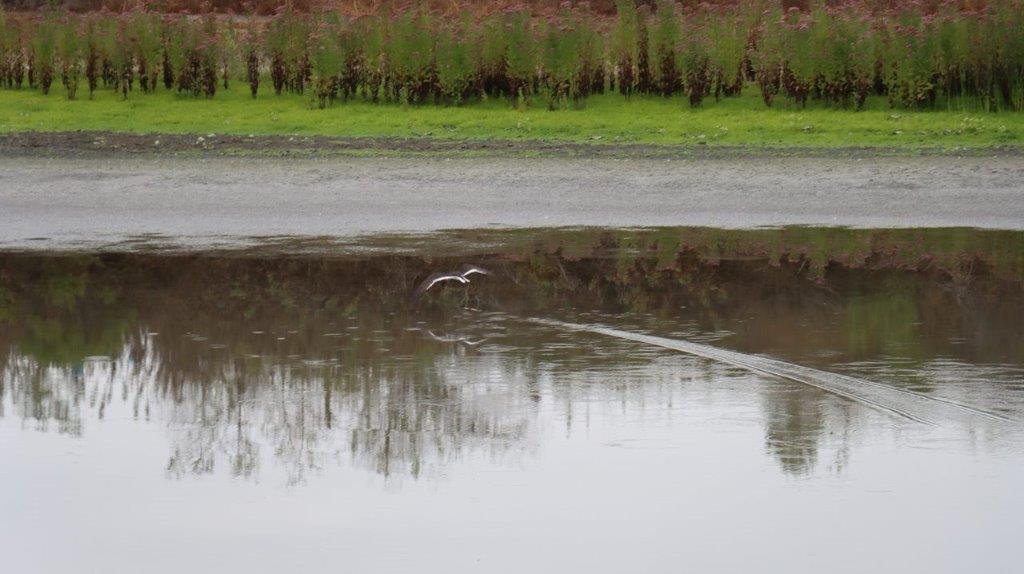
(414, 264, 492, 297)
(458, 264, 491, 279)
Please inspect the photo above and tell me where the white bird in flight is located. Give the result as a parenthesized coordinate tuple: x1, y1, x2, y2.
(414, 264, 492, 297)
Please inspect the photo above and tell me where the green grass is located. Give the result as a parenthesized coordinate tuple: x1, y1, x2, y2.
(1, 85, 1022, 150)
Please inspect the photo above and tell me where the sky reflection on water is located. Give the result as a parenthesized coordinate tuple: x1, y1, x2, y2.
(1, 227, 1022, 573)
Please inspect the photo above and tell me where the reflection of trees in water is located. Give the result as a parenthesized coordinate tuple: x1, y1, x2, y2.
(2, 355, 88, 435)
(1, 228, 1022, 480)
(2, 334, 543, 484)
(759, 383, 856, 477)
(5, 323, 726, 482)
(2, 329, 865, 479)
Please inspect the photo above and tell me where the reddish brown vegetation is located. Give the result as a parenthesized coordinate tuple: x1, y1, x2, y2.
(1, 1, 1022, 110)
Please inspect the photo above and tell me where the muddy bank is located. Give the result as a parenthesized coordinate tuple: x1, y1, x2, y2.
(2, 154, 1023, 252)
(1, 131, 1022, 159)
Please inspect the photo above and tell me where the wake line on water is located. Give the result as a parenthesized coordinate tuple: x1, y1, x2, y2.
(523, 317, 1012, 426)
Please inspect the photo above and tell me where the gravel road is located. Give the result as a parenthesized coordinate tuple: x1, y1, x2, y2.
(2, 155, 1022, 251)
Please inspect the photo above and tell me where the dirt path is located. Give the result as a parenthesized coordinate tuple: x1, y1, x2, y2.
(2, 153, 1022, 251)
(3, 131, 1022, 159)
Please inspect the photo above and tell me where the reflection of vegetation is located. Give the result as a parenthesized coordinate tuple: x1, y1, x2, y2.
(0, 285, 12, 322)
(844, 289, 923, 359)
(1, 226, 1022, 480)
(762, 385, 826, 477)
(21, 314, 129, 365)
(235, 226, 1024, 288)
(761, 381, 857, 477)
(421, 226, 1024, 287)
(0, 256, 133, 365)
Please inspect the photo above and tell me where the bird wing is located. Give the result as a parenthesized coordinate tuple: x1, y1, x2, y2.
(460, 264, 492, 278)
(415, 273, 462, 296)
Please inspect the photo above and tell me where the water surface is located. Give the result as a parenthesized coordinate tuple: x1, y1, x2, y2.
(1, 227, 1022, 573)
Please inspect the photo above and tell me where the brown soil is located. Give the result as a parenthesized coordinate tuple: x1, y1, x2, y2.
(1, 130, 1020, 159)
